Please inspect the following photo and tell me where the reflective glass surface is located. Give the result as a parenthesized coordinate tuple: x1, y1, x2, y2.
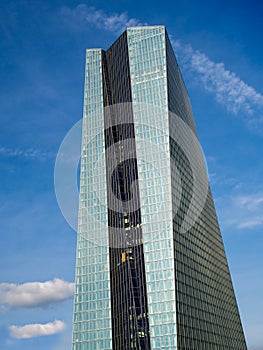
(72, 26, 247, 350)
(72, 49, 112, 350)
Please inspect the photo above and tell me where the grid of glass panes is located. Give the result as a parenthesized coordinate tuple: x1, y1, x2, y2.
(102, 34, 152, 349)
(72, 49, 112, 350)
(166, 35, 247, 350)
(128, 27, 177, 350)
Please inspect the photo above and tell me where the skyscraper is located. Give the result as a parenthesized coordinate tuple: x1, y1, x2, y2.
(72, 26, 247, 350)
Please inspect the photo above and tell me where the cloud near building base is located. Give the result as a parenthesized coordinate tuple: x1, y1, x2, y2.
(0, 278, 74, 309)
(9, 320, 66, 339)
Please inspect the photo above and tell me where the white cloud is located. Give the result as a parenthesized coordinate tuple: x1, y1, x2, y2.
(236, 194, 263, 211)
(172, 39, 263, 127)
(215, 192, 263, 230)
(9, 320, 65, 339)
(60, 4, 146, 34)
(0, 278, 74, 308)
(60, 6, 263, 127)
(234, 194, 263, 228)
(0, 146, 54, 160)
(85, 8, 145, 33)
(237, 217, 263, 229)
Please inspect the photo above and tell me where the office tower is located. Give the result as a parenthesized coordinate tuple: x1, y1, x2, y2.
(72, 26, 247, 350)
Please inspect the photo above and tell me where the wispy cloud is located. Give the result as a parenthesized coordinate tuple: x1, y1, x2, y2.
(0, 146, 54, 160)
(172, 40, 263, 127)
(235, 194, 263, 211)
(0, 278, 74, 308)
(9, 320, 65, 339)
(60, 4, 146, 34)
(234, 193, 263, 228)
(238, 217, 263, 229)
(60, 5, 263, 129)
(216, 192, 263, 230)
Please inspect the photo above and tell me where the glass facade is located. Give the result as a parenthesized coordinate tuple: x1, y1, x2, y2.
(165, 33, 247, 349)
(72, 49, 112, 350)
(128, 27, 177, 350)
(72, 26, 247, 350)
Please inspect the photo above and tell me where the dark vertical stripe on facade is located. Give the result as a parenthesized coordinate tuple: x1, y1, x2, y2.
(102, 32, 151, 350)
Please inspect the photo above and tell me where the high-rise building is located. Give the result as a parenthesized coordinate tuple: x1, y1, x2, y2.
(72, 26, 247, 350)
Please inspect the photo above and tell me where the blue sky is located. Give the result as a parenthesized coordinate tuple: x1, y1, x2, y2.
(0, 0, 262, 349)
